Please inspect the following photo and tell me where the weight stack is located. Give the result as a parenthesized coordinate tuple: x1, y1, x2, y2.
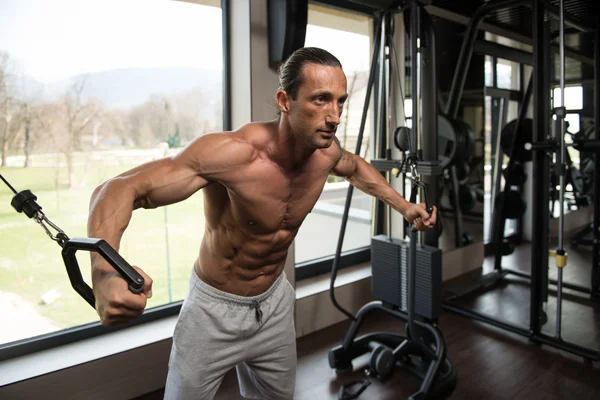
(371, 234, 442, 320)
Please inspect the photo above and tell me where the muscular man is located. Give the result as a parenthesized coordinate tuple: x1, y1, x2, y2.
(88, 47, 436, 399)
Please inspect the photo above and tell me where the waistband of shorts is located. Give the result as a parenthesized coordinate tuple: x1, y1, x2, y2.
(192, 269, 286, 306)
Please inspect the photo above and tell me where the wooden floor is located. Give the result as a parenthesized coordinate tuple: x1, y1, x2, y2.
(136, 238, 600, 400)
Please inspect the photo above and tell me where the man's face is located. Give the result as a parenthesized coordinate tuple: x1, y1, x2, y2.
(285, 64, 348, 149)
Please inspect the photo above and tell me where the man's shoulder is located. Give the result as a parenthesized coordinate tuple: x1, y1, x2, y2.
(183, 130, 259, 168)
(234, 121, 275, 149)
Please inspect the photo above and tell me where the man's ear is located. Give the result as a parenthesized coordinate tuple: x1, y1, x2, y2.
(275, 90, 291, 113)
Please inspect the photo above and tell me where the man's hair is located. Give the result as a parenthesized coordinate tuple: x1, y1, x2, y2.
(278, 47, 342, 100)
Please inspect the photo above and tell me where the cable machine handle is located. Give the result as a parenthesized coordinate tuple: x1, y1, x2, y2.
(408, 173, 434, 221)
(62, 238, 145, 308)
(2, 173, 144, 310)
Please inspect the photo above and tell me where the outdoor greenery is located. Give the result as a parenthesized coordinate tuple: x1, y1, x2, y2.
(0, 152, 205, 338)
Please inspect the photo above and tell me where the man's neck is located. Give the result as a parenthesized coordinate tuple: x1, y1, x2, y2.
(269, 117, 315, 172)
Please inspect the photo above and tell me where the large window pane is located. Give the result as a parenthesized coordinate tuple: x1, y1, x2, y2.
(496, 58, 520, 90)
(552, 86, 583, 110)
(0, 0, 221, 346)
(295, 5, 373, 264)
(484, 55, 494, 87)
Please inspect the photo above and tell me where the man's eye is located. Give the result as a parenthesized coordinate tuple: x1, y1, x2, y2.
(315, 96, 326, 103)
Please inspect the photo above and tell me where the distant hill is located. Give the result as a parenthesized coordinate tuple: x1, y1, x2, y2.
(14, 67, 223, 110)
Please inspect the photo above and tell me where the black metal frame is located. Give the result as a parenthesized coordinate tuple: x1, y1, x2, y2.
(425, 2, 595, 67)
(222, 0, 232, 132)
(312, 0, 381, 15)
(592, 23, 600, 301)
(474, 40, 532, 66)
(442, 0, 600, 362)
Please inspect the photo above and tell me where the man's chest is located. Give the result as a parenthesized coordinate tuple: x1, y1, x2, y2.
(225, 159, 332, 232)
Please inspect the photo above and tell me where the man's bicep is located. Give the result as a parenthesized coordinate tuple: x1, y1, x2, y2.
(111, 155, 209, 209)
(114, 134, 238, 208)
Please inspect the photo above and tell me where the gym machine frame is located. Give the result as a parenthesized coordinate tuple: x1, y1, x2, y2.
(328, 2, 455, 399)
(442, 0, 600, 362)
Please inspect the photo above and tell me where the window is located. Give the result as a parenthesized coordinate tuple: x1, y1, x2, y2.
(496, 58, 520, 90)
(552, 85, 583, 110)
(484, 56, 494, 87)
(294, 4, 373, 278)
(404, 98, 413, 128)
(565, 113, 580, 134)
(482, 55, 521, 243)
(0, 0, 223, 356)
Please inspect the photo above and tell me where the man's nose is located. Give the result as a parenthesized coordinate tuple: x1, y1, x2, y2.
(326, 105, 341, 126)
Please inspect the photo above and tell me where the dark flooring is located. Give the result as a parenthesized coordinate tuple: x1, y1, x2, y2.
(136, 233, 600, 400)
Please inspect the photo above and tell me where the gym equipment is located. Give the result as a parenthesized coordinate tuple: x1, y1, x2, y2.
(0, 174, 144, 309)
(443, 0, 600, 362)
(549, 0, 568, 343)
(500, 239, 515, 256)
(397, 117, 479, 240)
(455, 160, 470, 184)
(395, 118, 460, 171)
(527, 129, 598, 204)
(394, 126, 411, 154)
(500, 117, 594, 204)
(500, 118, 534, 162)
(448, 183, 477, 213)
(330, 170, 456, 400)
(437, 115, 457, 169)
(496, 190, 527, 220)
(437, 120, 476, 247)
(329, 3, 455, 398)
(502, 161, 527, 186)
(452, 120, 476, 164)
(570, 223, 594, 248)
(501, 118, 595, 206)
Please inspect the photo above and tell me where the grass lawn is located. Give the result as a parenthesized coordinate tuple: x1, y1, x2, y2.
(0, 150, 205, 343)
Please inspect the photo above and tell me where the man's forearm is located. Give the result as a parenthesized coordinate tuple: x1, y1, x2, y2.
(346, 157, 411, 217)
(88, 179, 137, 277)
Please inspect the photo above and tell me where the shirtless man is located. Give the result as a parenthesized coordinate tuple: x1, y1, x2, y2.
(87, 47, 436, 400)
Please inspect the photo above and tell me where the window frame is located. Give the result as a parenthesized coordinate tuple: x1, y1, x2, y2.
(295, 246, 371, 281)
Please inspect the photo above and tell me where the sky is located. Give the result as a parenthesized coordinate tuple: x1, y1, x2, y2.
(0, 0, 223, 82)
(305, 26, 371, 73)
(0, 0, 371, 84)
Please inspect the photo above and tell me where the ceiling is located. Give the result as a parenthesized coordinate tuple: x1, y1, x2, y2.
(328, 0, 598, 82)
(430, 0, 597, 57)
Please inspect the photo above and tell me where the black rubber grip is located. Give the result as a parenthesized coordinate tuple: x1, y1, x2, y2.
(61, 237, 145, 308)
